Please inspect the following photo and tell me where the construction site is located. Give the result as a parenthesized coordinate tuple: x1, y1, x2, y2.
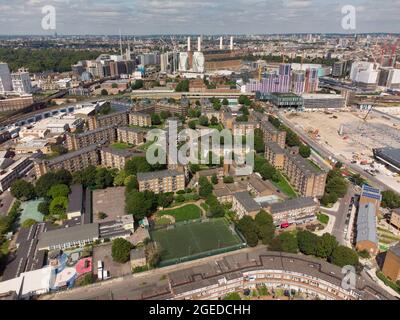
(284, 108, 400, 190)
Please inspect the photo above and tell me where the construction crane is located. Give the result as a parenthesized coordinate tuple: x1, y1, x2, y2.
(390, 39, 398, 67)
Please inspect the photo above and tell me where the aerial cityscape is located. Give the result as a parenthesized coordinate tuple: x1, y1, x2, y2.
(1, 0, 400, 304)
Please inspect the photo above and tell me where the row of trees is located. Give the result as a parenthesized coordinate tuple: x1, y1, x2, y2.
(268, 115, 311, 158)
(0, 48, 101, 73)
(236, 209, 359, 269)
(0, 201, 22, 265)
(175, 79, 190, 92)
(320, 169, 348, 207)
(381, 190, 400, 209)
(254, 154, 280, 183)
(237, 211, 275, 247)
(271, 230, 359, 268)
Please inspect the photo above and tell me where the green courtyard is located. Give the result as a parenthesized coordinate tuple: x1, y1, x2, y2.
(156, 204, 202, 223)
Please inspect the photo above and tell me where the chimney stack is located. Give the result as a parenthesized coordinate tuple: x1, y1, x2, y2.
(220, 37, 223, 50)
(230, 36, 234, 51)
(197, 36, 201, 52)
(187, 36, 191, 52)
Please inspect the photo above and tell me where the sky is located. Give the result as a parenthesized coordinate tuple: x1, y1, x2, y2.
(0, 0, 399, 35)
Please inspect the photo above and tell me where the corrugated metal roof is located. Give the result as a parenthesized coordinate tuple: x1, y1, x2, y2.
(356, 203, 378, 244)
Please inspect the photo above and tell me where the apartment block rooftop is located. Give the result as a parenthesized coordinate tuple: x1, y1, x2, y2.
(137, 169, 183, 181)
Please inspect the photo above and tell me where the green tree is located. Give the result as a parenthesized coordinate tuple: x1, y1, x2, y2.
(335, 161, 343, 169)
(299, 145, 311, 158)
(125, 191, 157, 220)
(222, 98, 229, 106)
(189, 163, 201, 173)
(100, 89, 108, 96)
(157, 193, 174, 209)
(223, 176, 234, 184)
(316, 233, 338, 258)
(269, 232, 298, 253)
(254, 129, 265, 154)
(131, 79, 144, 90)
(330, 245, 359, 267)
(188, 107, 201, 118)
(175, 79, 189, 92)
(210, 116, 219, 126)
(237, 216, 259, 247)
(72, 165, 97, 188)
(10, 180, 36, 201)
(75, 273, 95, 287)
(198, 116, 209, 127)
(297, 230, 319, 256)
(97, 212, 108, 220)
(223, 292, 241, 300)
(114, 170, 127, 186)
(151, 113, 162, 125)
(51, 144, 68, 156)
(160, 110, 171, 120)
(255, 210, 275, 245)
(95, 168, 114, 189)
(351, 174, 366, 187)
(47, 184, 69, 199)
(188, 120, 197, 130)
(199, 176, 213, 198)
(212, 99, 221, 111)
(211, 174, 218, 185)
(125, 157, 152, 176)
(125, 176, 139, 193)
(268, 115, 281, 128)
(21, 219, 37, 229)
(49, 196, 68, 218)
(236, 115, 249, 122)
(381, 190, 400, 209)
(238, 95, 251, 106)
(37, 200, 50, 216)
(111, 238, 133, 263)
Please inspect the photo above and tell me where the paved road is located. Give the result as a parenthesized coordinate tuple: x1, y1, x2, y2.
(277, 112, 393, 192)
(321, 187, 356, 245)
(43, 246, 262, 300)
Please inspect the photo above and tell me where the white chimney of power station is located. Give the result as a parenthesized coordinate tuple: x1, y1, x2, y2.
(220, 37, 223, 50)
(230, 36, 234, 51)
(187, 36, 191, 52)
(197, 36, 201, 52)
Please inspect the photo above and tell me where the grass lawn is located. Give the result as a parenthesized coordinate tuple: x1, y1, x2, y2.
(209, 123, 224, 131)
(317, 213, 329, 225)
(307, 159, 323, 172)
(157, 204, 201, 222)
(150, 218, 243, 262)
(273, 173, 298, 199)
(137, 139, 157, 151)
(111, 142, 133, 150)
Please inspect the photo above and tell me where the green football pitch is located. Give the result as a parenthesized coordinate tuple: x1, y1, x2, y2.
(150, 218, 243, 262)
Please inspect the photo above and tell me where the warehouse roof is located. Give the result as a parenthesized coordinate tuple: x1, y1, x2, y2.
(37, 223, 99, 250)
(356, 203, 378, 244)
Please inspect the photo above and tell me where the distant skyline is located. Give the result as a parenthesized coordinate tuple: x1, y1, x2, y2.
(0, 0, 399, 35)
